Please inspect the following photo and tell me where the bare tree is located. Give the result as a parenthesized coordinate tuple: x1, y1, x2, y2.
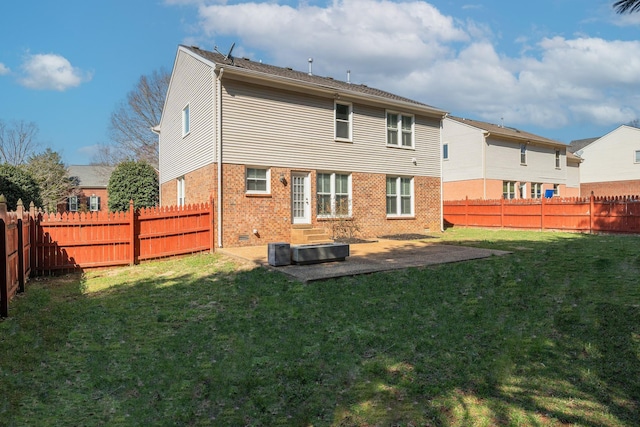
(0, 119, 40, 166)
(614, 0, 640, 13)
(105, 68, 170, 168)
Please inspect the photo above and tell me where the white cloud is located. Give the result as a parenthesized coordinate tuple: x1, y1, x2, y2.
(0, 63, 9, 75)
(19, 53, 92, 91)
(174, 0, 640, 132)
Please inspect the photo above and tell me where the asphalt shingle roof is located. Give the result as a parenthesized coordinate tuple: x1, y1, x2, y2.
(182, 45, 445, 113)
(569, 137, 599, 154)
(447, 116, 566, 147)
(68, 165, 114, 188)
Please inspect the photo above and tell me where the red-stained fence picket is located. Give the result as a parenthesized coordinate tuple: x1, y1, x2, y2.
(1, 198, 31, 317)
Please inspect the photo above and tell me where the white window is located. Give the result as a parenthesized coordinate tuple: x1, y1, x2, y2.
(519, 182, 527, 199)
(68, 196, 78, 212)
(386, 176, 413, 216)
(182, 104, 190, 136)
(635, 150, 640, 163)
(553, 184, 559, 196)
(335, 102, 352, 141)
(246, 167, 270, 194)
(555, 149, 561, 168)
(317, 172, 351, 217)
(386, 112, 414, 148)
(177, 177, 185, 207)
(89, 195, 100, 212)
(503, 181, 516, 200)
(443, 143, 449, 160)
(520, 144, 527, 165)
(531, 183, 542, 199)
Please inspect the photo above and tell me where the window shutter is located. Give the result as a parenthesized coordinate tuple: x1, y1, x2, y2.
(97, 197, 101, 211)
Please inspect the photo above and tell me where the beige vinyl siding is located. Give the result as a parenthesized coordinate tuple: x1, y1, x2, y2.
(567, 161, 581, 189)
(579, 126, 640, 183)
(485, 138, 566, 184)
(159, 51, 215, 184)
(220, 79, 441, 177)
(442, 119, 484, 182)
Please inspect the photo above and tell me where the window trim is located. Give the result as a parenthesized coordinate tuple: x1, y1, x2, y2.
(177, 176, 185, 207)
(245, 167, 271, 195)
(443, 143, 449, 160)
(635, 150, 640, 164)
(182, 104, 190, 137)
(386, 111, 415, 149)
(89, 195, 100, 212)
(519, 182, 527, 199)
(520, 144, 527, 165)
(531, 182, 542, 199)
(334, 101, 352, 142)
(316, 172, 352, 218)
(386, 176, 414, 217)
(553, 184, 560, 197)
(555, 149, 561, 169)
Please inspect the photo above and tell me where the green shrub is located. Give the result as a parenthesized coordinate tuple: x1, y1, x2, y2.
(0, 164, 42, 210)
(107, 160, 158, 212)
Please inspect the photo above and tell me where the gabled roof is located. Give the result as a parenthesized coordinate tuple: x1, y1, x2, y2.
(68, 165, 114, 188)
(180, 45, 447, 117)
(446, 116, 566, 147)
(569, 137, 599, 154)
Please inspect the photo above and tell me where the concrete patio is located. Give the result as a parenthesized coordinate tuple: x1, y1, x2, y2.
(219, 238, 510, 282)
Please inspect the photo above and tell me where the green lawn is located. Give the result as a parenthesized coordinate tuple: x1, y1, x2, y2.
(1, 229, 639, 426)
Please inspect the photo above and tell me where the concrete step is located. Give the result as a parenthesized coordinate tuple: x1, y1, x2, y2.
(291, 227, 332, 244)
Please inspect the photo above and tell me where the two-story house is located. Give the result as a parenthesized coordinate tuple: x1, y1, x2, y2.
(442, 116, 580, 200)
(157, 45, 447, 248)
(570, 125, 640, 196)
(62, 165, 114, 213)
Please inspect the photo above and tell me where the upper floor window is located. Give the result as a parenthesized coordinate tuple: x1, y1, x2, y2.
(503, 181, 516, 200)
(177, 177, 185, 207)
(635, 150, 640, 163)
(335, 102, 352, 141)
(387, 112, 414, 148)
(317, 172, 351, 217)
(443, 143, 449, 160)
(68, 196, 78, 212)
(246, 167, 270, 194)
(520, 144, 527, 165)
(182, 104, 190, 137)
(89, 195, 100, 212)
(555, 149, 561, 168)
(386, 176, 413, 216)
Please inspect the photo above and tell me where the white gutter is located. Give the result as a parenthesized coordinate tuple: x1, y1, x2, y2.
(216, 67, 224, 248)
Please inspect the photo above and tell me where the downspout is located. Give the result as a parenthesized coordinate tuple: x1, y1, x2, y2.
(440, 114, 447, 232)
(216, 67, 224, 248)
(482, 131, 490, 199)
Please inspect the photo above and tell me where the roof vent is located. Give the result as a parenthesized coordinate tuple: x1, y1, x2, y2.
(308, 57, 313, 76)
(347, 70, 351, 84)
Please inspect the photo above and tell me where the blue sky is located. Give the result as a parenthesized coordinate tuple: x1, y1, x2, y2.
(1, 0, 640, 165)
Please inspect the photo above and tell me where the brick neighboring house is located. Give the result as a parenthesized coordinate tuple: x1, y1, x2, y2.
(570, 125, 640, 196)
(442, 116, 580, 200)
(62, 165, 114, 213)
(157, 45, 448, 248)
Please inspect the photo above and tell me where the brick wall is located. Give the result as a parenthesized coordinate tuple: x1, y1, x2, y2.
(444, 178, 576, 200)
(163, 162, 443, 248)
(582, 180, 640, 197)
(58, 187, 109, 213)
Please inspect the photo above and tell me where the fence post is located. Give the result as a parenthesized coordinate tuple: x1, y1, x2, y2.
(541, 195, 546, 230)
(1, 195, 8, 317)
(29, 202, 37, 277)
(16, 200, 25, 293)
(209, 196, 215, 253)
(464, 197, 469, 228)
(500, 197, 505, 228)
(129, 200, 136, 265)
(589, 192, 595, 234)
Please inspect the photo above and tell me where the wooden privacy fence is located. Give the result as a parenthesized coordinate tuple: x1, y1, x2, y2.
(1, 197, 214, 317)
(33, 199, 215, 274)
(444, 194, 640, 233)
(1, 198, 31, 317)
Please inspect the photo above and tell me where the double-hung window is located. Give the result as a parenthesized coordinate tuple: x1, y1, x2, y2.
(89, 195, 100, 212)
(387, 112, 414, 148)
(177, 177, 185, 207)
(503, 181, 516, 199)
(182, 104, 190, 137)
(317, 172, 351, 217)
(520, 144, 527, 165)
(246, 167, 270, 194)
(555, 149, 561, 168)
(68, 196, 78, 212)
(335, 102, 352, 141)
(531, 183, 542, 199)
(386, 176, 413, 216)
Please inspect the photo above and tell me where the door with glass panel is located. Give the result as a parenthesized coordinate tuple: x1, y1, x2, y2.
(291, 173, 310, 224)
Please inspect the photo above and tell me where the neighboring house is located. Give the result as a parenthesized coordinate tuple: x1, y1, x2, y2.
(570, 125, 640, 196)
(157, 45, 447, 248)
(62, 165, 114, 213)
(442, 116, 579, 200)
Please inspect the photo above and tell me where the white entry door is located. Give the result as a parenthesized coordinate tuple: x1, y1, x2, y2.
(292, 173, 311, 224)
